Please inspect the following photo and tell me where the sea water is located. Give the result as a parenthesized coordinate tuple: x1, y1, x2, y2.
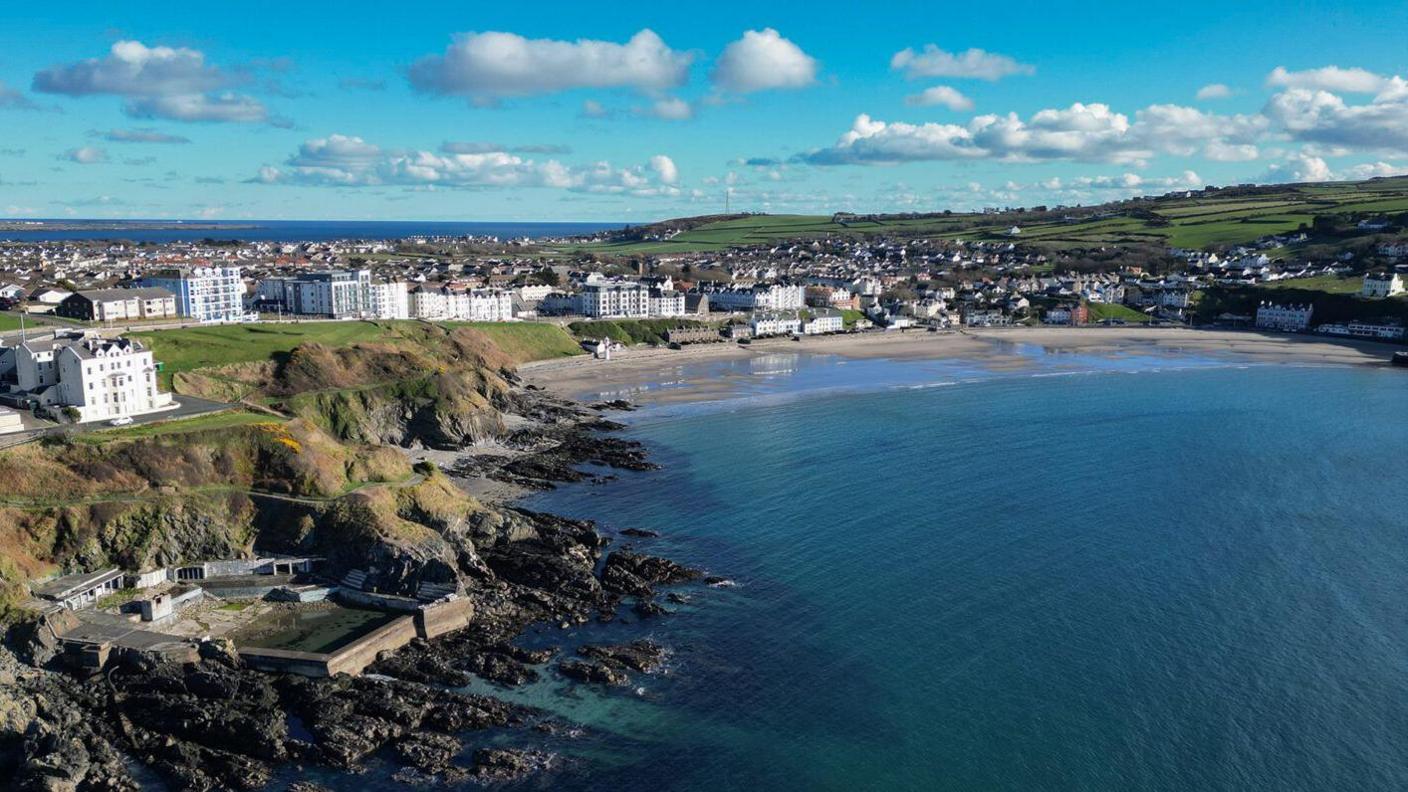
(502, 350, 1408, 791)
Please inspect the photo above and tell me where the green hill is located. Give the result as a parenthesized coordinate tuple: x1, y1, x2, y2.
(567, 176, 1408, 255)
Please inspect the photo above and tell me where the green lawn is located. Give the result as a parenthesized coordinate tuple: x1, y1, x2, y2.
(77, 410, 280, 443)
(1259, 274, 1363, 294)
(1087, 303, 1153, 324)
(133, 320, 582, 381)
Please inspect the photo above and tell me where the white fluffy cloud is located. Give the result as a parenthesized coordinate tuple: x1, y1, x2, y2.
(904, 86, 974, 111)
(32, 40, 270, 123)
(1196, 83, 1233, 100)
(1267, 65, 1392, 94)
(891, 45, 1034, 81)
(1265, 88, 1408, 151)
(801, 101, 1266, 166)
(34, 40, 229, 96)
(1264, 152, 1333, 183)
(710, 29, 818, 93)
(407, 30, 691, 99)
(253, 133, 682, 196)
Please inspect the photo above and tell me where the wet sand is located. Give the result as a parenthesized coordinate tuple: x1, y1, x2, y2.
(520, 326, 1396, 401)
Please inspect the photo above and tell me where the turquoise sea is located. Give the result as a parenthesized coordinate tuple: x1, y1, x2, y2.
(489, 347, 1408, 791)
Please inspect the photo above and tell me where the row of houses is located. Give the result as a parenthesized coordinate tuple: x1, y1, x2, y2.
(1254, 301, 1405, 340)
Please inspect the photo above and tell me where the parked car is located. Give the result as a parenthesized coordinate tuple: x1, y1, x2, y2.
(109, 416, 134, 426)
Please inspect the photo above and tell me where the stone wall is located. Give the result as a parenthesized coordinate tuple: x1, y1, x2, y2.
(415, 597, 474, 640)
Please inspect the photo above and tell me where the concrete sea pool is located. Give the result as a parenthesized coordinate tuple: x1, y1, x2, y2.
(232, 603, 399, 654)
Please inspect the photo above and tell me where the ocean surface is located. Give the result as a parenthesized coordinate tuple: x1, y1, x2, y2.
(308, 347, 1408, 791)
(0, 219, 624, 243)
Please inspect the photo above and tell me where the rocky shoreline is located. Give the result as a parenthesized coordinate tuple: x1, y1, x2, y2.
(1, 386, 708, 791)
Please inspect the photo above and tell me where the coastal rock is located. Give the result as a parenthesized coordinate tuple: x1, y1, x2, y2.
(471, 747, 552, 782)
(620, 528, 660, 538)
(578, 640, 668, 673)
(588, 399, 636, 411)
(633, 599, 670, 619)
(557, 659, 631, 686)
(600, 551, 702, 597)
(393, 732, 462, 774)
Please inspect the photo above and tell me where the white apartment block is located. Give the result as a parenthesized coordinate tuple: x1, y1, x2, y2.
(1361, 271, 1405, 298)
(705, 284, 806, 312)
(6, 331, 172, 423)
(366, 280, 410, 319)
(409, 286, 514, 321)
(141, 266, 246, 323)
(1255, 302, 1314, 332)
(577, 282, 650, 318)
(259, 270, 409, 320)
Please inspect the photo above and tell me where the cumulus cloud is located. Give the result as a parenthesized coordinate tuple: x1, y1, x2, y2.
(710, 29, 818, 93)
(1341, 161, 1408, 179)
(252, 133, 682, 196)
(580, 99, 610, 118)
(1204, 140, 1260, 161)
(1264, 87, 1408, 152)
(1196, 83, 1233, 100)
(1263, 152, 1333, 182)
(1267, 65, 1392, 94)
(904, 86, 974, 111)
(796, 100, 1267, 167)
(32, 40, 271, 123)
(34, 40, 230, 96)
(890, 45, 1034, 81)
(97, 127, 191, 144)
(61, 146, 108, 164)
(407, 29, 691, 99)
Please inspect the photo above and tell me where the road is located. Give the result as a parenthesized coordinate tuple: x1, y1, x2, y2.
(0, 393, 235, 449)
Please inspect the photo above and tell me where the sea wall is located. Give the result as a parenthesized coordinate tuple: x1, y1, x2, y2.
(415, 597, 474, 639)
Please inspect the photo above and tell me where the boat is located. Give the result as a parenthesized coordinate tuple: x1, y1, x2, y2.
(1392, 351, 1408, 367)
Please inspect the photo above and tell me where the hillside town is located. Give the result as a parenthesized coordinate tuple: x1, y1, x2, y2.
(2, 214, 1407, 434)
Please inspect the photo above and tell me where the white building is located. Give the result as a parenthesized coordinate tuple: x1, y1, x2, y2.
(750, 311, 803, 337)
(141, 266, 246, 323)
(704, 284, 806, 312)
(366, 280, 410, 319)
(648, 289, 686, 318)
(409, 286, 514, 321)
(803, 309, 845, 335)
(1361, 271, 1406, 298)
(258, 270, 409, 320)
(577, 282, 650, 318)
(6, 331, 173, 423)
(1255, 302, 1314, 332)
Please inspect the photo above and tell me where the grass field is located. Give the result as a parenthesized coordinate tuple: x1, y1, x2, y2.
(568, 176, 1408, 255)
(132, 320, 581, 384)
(1259, 274, 1364, 294)
(1086, 303, 1154, 324)
(77, 410, 279, 443)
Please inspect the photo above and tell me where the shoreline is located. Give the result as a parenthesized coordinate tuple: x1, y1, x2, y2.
(520, 326, 1398, 402)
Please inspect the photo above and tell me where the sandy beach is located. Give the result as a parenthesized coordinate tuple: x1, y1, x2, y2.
(521, 326, 1399, 401)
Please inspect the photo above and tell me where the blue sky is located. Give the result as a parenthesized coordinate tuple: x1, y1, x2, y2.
(1, 0, 1407, 221)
